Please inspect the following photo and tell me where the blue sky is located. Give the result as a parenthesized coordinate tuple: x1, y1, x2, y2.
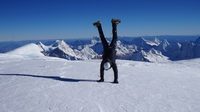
(0, 0, 200, 41)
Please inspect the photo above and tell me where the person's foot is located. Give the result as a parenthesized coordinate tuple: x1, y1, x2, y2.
(97, 79, 104, 82)
(113, 80, 119, 84)
(111, 19, 121, 24)
(93, 21, 101, 27)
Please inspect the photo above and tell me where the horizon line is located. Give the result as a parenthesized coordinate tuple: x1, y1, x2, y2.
(0, 34, 200, 42)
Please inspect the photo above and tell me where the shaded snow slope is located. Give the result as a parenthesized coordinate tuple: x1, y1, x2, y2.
(0, 54, 200, 112)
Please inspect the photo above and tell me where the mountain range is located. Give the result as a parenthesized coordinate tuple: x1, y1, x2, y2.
(1, 36, 200, 62)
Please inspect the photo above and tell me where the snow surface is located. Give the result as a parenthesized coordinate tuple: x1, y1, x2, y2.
(1, 53, 200, 112)
(6, 43, 44, 57)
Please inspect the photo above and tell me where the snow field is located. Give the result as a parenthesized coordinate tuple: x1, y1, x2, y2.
(1, 54, 200, 112)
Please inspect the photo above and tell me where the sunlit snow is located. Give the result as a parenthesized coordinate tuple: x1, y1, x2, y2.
(1, 53, 200, 112)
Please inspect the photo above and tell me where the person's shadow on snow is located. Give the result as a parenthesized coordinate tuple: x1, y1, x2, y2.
(0, 74, 97, 82)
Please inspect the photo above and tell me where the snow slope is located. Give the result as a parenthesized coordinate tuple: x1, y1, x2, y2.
(0, 54, 200, 112)
(6, 43, 44, 57)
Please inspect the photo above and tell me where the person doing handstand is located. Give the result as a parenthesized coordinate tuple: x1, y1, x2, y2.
(93, 18, 121, 84)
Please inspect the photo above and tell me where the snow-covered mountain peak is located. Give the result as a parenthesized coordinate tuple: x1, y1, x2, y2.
(47, 40, 78, 59)
(145, 38, 160, 46)
(162, 39, 170, 45)
(37, 41, 43, 46)
(37, 42, 47, 51)
(51, 40, 75, 55)
(91, 37, 101, 45)
(117, 40, 122, 46)
(52, 40, 68, 48)
(135, 37, 146, 42)
(145, 48, 169, 62)
(76, 45, 98, 60)
(133, 37, 160, 47)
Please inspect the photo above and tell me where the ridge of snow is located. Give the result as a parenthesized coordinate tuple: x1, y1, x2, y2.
(37, 42, 49, 52)
(6, 43, 44, 56)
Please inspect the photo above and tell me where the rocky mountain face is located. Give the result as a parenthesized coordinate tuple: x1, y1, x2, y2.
(35, 36, 200, 62)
